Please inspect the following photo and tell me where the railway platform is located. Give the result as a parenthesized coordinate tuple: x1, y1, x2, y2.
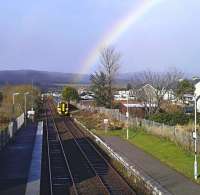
(101, 136, 200, 195)
(0, 122, 41, 195)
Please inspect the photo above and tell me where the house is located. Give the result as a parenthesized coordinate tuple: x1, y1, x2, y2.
(120, 103, 145, 118)
(78, 88, 86, 95)
(140, 84, 177, 102)
(163, 89, 176, 101)
(80, 94, 94, 100)
(120, 102, 157, 118)
(136, 84, 157, 104)
(52, 92, 61, 97)
(195, 81, 200, 112)
(114, 90, 136, 101)
(182, 94, 194, 105)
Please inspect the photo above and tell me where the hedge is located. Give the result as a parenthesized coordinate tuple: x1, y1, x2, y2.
(147, 112, 200, 126)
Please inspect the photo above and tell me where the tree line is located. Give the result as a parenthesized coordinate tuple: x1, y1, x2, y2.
(61, 46, 196, 121)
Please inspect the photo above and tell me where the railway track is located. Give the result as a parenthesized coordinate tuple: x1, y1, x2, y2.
(46, 103, 109, 195)
(45, 107, 78, 195)
(46, 101, 136, 195)
(64, 118, 136, 195)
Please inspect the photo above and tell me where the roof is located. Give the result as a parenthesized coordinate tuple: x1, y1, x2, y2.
(123, 103, 144, 108)
(192, 78, 200, 85)
(123, 103, 157, 108)
(183, 94, 194, 98)
(195, 81, 200, 87)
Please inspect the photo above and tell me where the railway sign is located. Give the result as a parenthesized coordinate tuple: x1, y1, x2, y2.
(104, 119, 109, 124)
(104, 119, 109, 133)
(193, 131, 197, 139)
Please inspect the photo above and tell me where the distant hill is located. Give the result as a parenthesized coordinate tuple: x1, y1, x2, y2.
(0, 70, 133, 90)
(0, 70, 90, 85)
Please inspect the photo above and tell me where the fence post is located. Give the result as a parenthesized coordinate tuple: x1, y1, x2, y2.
(143, 119, 146, 126)
(173, 126, 176, 138)
(8, 122, 13, 139)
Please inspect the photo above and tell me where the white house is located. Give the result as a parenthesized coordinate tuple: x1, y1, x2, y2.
(195, 81, 200, 112)
(138, 84, 178, 103)
(114, 90, 136, 101)
(80, 94, 94, 100)
(140, 84, 157, 103)
(163, 89, 176, 101)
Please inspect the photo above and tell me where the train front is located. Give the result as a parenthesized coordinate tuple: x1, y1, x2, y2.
(57, 101, 69, 116)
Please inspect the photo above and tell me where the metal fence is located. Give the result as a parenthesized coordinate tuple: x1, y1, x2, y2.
(76, 103, 196, 153)
(0, 113, 24, 150)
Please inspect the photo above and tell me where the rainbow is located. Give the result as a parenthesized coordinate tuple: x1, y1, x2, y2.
(75, 0, 163, 81)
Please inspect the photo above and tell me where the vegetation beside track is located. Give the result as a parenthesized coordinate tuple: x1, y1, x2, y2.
(72, 110, 200, 183)
(0, 84, 41, 129)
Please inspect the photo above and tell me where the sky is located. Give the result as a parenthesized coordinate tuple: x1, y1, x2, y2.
(0, 0, 200, 75)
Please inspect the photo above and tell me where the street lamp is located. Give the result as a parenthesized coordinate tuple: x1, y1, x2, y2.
(126, 90, 129, 140)
(194, 95, 200, 180)
(12, 92, 20, 118)
(24, 92, 29, 127)
(13, 92, 20, 105)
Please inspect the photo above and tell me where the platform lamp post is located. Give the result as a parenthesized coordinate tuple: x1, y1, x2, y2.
(194, 95, 200, 180)
(12, 92, 20, 119)
(126, 90, 129, 140)
(24, 92, 29, 127)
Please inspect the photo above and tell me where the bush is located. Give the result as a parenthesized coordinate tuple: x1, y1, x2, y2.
(147, 112, 193, 126)
(112, 102, 121, 109)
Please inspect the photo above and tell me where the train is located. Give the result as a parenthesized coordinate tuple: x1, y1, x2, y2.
(57, 101, 69, 116)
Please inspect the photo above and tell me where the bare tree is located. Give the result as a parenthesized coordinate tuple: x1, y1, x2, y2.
(100, 47, 121, 108)
(132, 69, 183, 114)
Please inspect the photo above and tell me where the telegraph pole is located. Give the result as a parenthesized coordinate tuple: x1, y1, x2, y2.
(126, 90, 129, 140)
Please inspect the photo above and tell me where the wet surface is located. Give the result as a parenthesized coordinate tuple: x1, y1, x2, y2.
(0, 123, 37, 195)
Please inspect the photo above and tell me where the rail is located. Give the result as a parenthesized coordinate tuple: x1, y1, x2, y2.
(46, 102, 78, 195)
(50, 100, 136, 194)
(63, 119, 110, 194)
(66, 118, 136, 194)
(49, 102, 110, 194)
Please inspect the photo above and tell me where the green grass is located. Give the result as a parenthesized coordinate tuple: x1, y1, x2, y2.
(92, 127, 199, 182)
